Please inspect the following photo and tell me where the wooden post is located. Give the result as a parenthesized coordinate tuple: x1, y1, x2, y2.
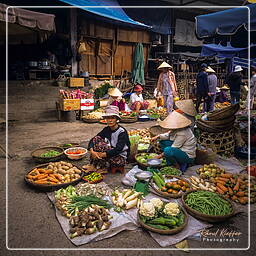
(70, 8, 78, 76)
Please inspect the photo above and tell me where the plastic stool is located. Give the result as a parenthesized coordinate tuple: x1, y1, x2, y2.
(110, 166, 125, 174)
(180, 163, 188, 173)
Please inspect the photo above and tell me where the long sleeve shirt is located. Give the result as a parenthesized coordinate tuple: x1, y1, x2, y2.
(156, 71, 178, 97)
(196, 71, 209, 95)
(88, 126, 130, 159)
(207, 74, 218, 94)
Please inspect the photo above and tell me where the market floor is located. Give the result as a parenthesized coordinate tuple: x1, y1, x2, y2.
(0, 120, 255, 256)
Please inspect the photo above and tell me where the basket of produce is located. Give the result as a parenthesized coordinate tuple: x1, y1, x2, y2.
(138, 199, 188, 235)
(147, 108, 167, 120)
(135, 153, 167, 168)
(181, 190, 235, 223)
(148, 113, 160, 121)
(196, 164, 225, 179)
(82, 111, 104, 123)
(60, 142, 80, 150)
(137, 143, 150, 153)
(150, 172, 191, 198)
(120, 111, 138, 123)
(200, 115, 236, 126)
(207, 103, 240, 121)
(82, 172, 104, 184)
(128, 129, 151, 144)
(64, 147, 87, 160)
(149, 125, 169, 137)
(24, 161, 84, 192)
(160, 166, 182, 176)
(31, 146, 64, 163)
(210, 173, 255, 204)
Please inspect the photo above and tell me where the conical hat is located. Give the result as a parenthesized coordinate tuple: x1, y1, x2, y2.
(158, 110, 192, 129)
(175, 99, 197, 117)
(205, 66, 215, 73)
(108, 87, 123, 97)
(157, 61, 172, 70)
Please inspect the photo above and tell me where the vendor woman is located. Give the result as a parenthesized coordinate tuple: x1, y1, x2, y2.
(107, 87, 125, 111)
(129, 84, 149, 113)
(88, 105, 130, 173)
(151, 110, 196, 172)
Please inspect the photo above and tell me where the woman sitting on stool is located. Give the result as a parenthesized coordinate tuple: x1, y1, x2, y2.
(151, 110, 196, 172)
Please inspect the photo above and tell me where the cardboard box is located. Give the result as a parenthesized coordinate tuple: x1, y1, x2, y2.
(68, 78, 84, 87)
(60, 99, 81, 111)
(81, 99, 94, 110)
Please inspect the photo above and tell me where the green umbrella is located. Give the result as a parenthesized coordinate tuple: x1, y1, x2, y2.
(131, 43, 145, 85)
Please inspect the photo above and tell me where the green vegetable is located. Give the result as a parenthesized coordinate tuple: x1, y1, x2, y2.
(63, 143, 73, 147)
(84, 172, 103, 182)
(55, 185, 77, 199)
(40, 150, 60, 158)
(94, 82, 113, 99)
(134, 181, 149, 196)
(146, 223, 170, 230)
(160, 166, 181, 176)
(148, 217, 176, 226)
(153, 174, 163, 189)
(153, 172, 165, 187)
(185, 191, 232, 216)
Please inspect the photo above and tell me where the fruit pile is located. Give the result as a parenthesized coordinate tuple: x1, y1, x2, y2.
(196, 164, 225, 179)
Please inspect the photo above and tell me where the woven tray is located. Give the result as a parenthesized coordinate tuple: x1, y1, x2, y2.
(181, 190, 235, 223)
(150, 176, 192, 199)
(120, 117, 138, 123)
(196, 120, 234, 133)
(31, 147, 64, 163)
(24, 163, 84, 192)
(82, 118, 101, 123)
(207, 103, 240, 121)
(137, 208, 188, 235)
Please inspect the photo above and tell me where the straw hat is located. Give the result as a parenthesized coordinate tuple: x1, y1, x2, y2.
(234, 65, 243, 72)
(134, 84, 143, 92)
(206, 66, 216, 73)
(175, 99, 197, 117)
(102, 105, 121, 120)
(220, 85, 229, 90)
(108, 87, 123, 97)
(157, 61, 172, 70)
(158, 110, 192, 129)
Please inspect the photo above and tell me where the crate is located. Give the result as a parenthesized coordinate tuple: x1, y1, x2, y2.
(59, 99, 81, 111)
(68, 78, 84, 87)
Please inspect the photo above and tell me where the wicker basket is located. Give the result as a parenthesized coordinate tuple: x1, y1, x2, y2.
(137, 208, 188, 235)
(24, 163, 84, 192)
(82, 118, 101, 123)
(181, 190, 235, 223)
(149, 125, 169, 137)
(151, 141, 162, 154)
(196, 120, 234, 133)
(200, 115, 236, 126)
(197, 129, 235, 157)
(31, 147, 64, 163)
(207, 103, 240, 121)
(120, 117, 138, 123)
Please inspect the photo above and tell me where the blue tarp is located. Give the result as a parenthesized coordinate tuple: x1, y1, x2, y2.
(195, 4, 256, 38)
(58, 0, 150, 28)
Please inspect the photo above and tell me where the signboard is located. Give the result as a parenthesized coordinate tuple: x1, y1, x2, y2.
(81, 99, 94, 110)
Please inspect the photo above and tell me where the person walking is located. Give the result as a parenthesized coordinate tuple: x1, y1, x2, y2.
(226, 65, 244, 104)
(156, 62, 178, 113)
(195, 63, 209, 113)
(205, 66, 218, 112)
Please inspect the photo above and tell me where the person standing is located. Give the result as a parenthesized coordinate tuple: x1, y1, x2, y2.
(195, 63, 209, 113)
(226, 65, 244, 104)
(156, 62, 178, 113)
(205, 66, 218, 112)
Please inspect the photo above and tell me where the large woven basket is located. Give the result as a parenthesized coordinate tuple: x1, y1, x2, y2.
(31, 147, 64, 163)
(181, 190, 235, 223)
(196, 120, 234, 133)
(151, 141, 162, 154)
(207, 103, 240, 121)
(82, 118, 101, 123)
(137, 208, 188, 235)
(120, 117, 138, 123)
(200, 115, 236, 126)
(197, 129, 235, 157)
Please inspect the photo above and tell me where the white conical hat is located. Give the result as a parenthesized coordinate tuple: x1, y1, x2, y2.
(205, 66, 215, 73)
(158, 110, 191, 129)
(157, 61, 172, 70)
(108, 87, 123, 97)
(175, 99, 197, 117)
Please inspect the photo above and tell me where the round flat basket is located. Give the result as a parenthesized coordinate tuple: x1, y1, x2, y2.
(135, 153, 165, 168)
(24, 163, 84, 192)
(120, 117, 138, 123)
(196, 120, 234, 133)
(207, 103, 240, 121)
(31, 147, 64, 163)
(150, 176, 191, 199)
(83, 118, 101, 123)
(137, 208, 188, 235)
(200, 115, 236, 126)
(181, 190, 235, 223)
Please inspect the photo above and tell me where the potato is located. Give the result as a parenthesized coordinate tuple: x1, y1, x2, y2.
(62, 166, 69, 170)
(74, 174, 80, 179)
(66, 163, 73, 168)
(53, 167, 58, 172)
(74, 169, 81, 174)
(47, 164, 53, 169)
(57, 169, 66, 175)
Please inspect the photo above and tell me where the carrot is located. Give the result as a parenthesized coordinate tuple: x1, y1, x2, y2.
(233, 181, 240, 192)
(228, 187, 234, 195)
(217, 183, 228, 193)
(53, 174, 62, 181)
(48, 176, 59, 183)
(230, 178, 236, 184)
(236, 191, 245, 197)
(27, 174, 35, 180)
(37, 168, 47, 174)
(238, 197, 248, 204)
(217, 177, 229, 182)
(215, 179, 226, 185)
(231, 195, 238, 201)
(35, 174, 48, 180)
(220, 173, 233, 178)
(34, 180, 49, 184)
(216, 186, 225, 195)
(45, 169, 54, 174)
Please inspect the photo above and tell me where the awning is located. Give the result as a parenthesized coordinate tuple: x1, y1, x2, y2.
(0, 3, 55, 31)
(58, 0, 150, 28)
(195, 4, 256, 38)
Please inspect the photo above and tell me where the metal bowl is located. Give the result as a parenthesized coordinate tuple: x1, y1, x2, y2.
(135, 171, 153, 181)
(147, 158, 162, 167)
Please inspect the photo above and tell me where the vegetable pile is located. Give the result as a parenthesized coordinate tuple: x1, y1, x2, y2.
(66, 149, 86, 155)
(160, 166, 181, 176)
(26, 161, 82, 185)
(184, 191, 232, 216)
(189, 176, 216, 192)
(211, 173, 256, 204)
(137, 143, 150, 151)
(76, 183, 110, 198)
(111, 189, 143, 211)
(40, 150, 61, 158)
(136, 153, 166, 166)
(83, 111, 104, 120)
(196, 164, 225, 179)
(120, 111, 137, 118)
(128, 129, 151, 144)
(139, 199, 185, 231)
(83, 172, 103, 183)
(147, 108, 167, 118)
